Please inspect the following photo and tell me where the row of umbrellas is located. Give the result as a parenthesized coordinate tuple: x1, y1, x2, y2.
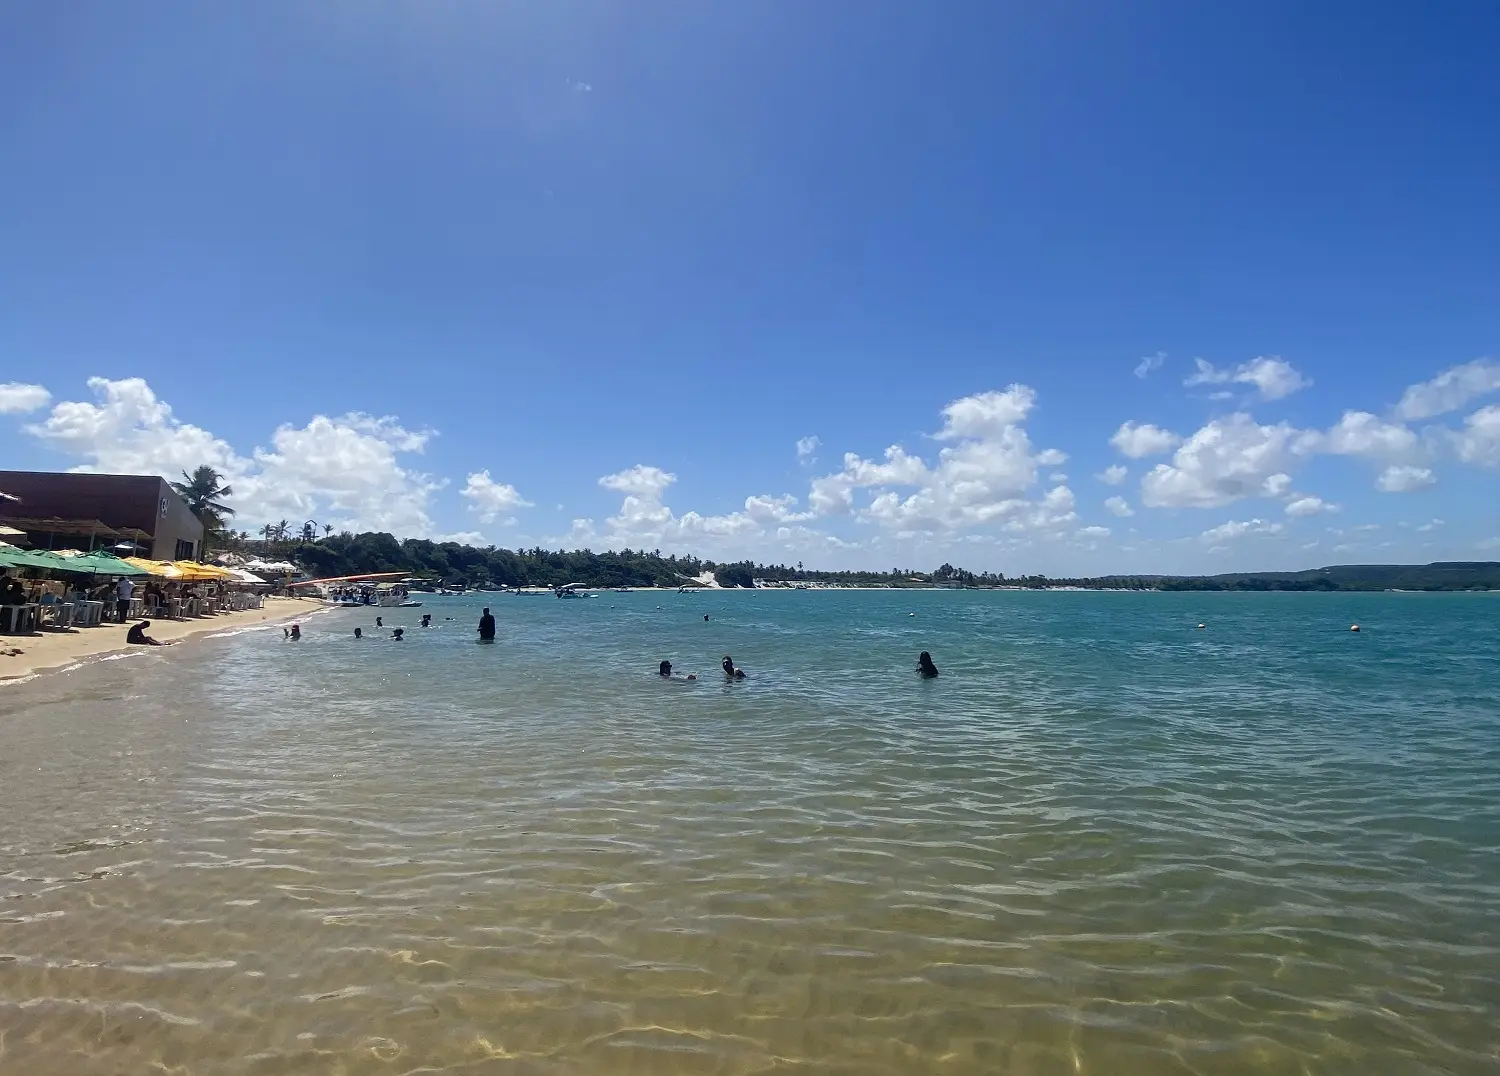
(0, 544, 265, 583)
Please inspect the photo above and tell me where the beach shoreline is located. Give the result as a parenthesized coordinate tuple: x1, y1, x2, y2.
(0, 596, 323, 684)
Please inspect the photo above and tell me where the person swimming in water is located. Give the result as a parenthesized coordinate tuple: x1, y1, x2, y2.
(421, 613, 432, 628)
(375, 616, 383, 628)
(722, 655, 746, 680)
(917, 651, 938, 678)
(477, 607, 496, 641)
(354, 627, 363, 639)
(126, 620, 173, 646)
(392, 627, 405, 640)
(659, 660, 697, 681)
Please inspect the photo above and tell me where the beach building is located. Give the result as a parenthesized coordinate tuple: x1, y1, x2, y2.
(0, 471, 204, 561)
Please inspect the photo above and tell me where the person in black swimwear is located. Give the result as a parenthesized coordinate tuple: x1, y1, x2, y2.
(126, 620, 173, 646)
(477, 608, 496, 641)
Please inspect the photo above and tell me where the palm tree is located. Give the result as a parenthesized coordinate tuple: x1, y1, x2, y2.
(171, 465, 235, 555)
(323, 523, 334, 538)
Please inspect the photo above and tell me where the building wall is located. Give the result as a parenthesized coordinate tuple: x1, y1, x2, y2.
(0, 471, 205, 560)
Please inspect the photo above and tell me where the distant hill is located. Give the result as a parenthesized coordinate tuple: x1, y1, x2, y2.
(1146, 562, 1500, 592)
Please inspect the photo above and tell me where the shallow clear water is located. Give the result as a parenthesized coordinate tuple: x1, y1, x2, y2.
(2, 590, 1498, 1074)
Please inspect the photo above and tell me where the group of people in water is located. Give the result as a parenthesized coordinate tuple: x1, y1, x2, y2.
(657, 651, 937, 681)
(277, 605, 942, 679)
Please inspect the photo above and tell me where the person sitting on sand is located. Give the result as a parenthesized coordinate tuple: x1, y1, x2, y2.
(917, 651, 939, 678)
(477, 608, 495, 641)
(126, 620, 173, 646)
(722, 655, 746, 680)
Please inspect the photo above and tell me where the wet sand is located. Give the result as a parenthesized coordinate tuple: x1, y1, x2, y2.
(0, 596, 321, 683)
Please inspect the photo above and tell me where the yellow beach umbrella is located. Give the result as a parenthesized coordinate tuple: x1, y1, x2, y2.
(124, 557, 183, 578)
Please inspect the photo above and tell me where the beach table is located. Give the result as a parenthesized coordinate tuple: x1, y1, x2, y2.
(38, 602, 75, 630)
(1, 603, 40, 634)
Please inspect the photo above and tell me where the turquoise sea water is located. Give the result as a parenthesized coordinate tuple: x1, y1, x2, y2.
(1, 589, 1498, 1074)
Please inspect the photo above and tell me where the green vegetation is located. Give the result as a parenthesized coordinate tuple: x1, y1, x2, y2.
(171, 465, 235, 550)
(236, 530, 1500, 592)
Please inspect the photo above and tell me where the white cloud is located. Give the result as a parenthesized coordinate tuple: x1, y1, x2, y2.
(1104, 495, 1135, 517)
(1110, 421, 1181, 459)
(1076, 525, 1111, 539)
(1199, 518, 1284, 543)
(25, 377, 444, 535)
(1185, 356, 1311, 400)
(583, 465, 811, 550)
(807, 387, 1074, 534)
(461, 470, 531, 524)
(1261, 472, 1293, 498)
(434, 530, 488, 546)
(1097, 464, 1128, 485)
(1139, 414, 1319, 509)
(1284, 495, 1337, 517)
(0, 382, 52, 414)
(1376, 465, 1437, 493)
(1416, 518, 1444, 532)
(600, 464, 677, 498)
(1452, 404, 1500, 467)
(1134, 352, 1166, 379)
(795, 435, 821, 464)
(1323, 410, 1421, 460)
(936, 385, 1036, 440)
(1396, 359, 1500, 420)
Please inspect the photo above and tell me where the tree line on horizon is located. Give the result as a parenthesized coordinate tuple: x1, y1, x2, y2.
(174, 466, 1497, 592)
(248, 531, 1498, 592)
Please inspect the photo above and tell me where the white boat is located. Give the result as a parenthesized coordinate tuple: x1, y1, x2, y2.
(317, 581, 422, 608)
(555, 583, 592, 599)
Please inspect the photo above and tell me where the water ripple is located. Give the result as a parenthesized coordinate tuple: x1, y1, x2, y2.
(0, 590, 1497, 1073)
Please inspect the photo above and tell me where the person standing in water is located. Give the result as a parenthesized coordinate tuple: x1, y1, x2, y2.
(375, 616, 383, 628)
(917, 651, 939, 678)
(722, 655, 746, 680)
(477, 607, 496, 641)
(354, 627, 363, 639)
(421, 613, 432, 628)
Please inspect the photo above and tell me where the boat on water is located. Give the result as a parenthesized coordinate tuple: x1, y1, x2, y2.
(555, 582, 592, 599)
(297, 573, 424, 608)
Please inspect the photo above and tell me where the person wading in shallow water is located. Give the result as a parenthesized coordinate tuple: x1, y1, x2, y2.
(477, 608, 496, 641)
(722, 655, 746, 680)
(916, 651, 939, 678)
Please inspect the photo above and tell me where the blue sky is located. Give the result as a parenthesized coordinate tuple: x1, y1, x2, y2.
(2, 2, 1497, 574)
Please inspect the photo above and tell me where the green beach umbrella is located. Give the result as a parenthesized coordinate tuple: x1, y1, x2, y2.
(0, 546, 70, 572)
(49, 551, 150, 577)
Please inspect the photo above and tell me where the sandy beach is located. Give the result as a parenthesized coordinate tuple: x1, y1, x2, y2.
(0, 595, 322, 683)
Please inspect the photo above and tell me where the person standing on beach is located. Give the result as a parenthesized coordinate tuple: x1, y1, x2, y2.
(477, 608, 496, 641)
(114, 576, 135, 623)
